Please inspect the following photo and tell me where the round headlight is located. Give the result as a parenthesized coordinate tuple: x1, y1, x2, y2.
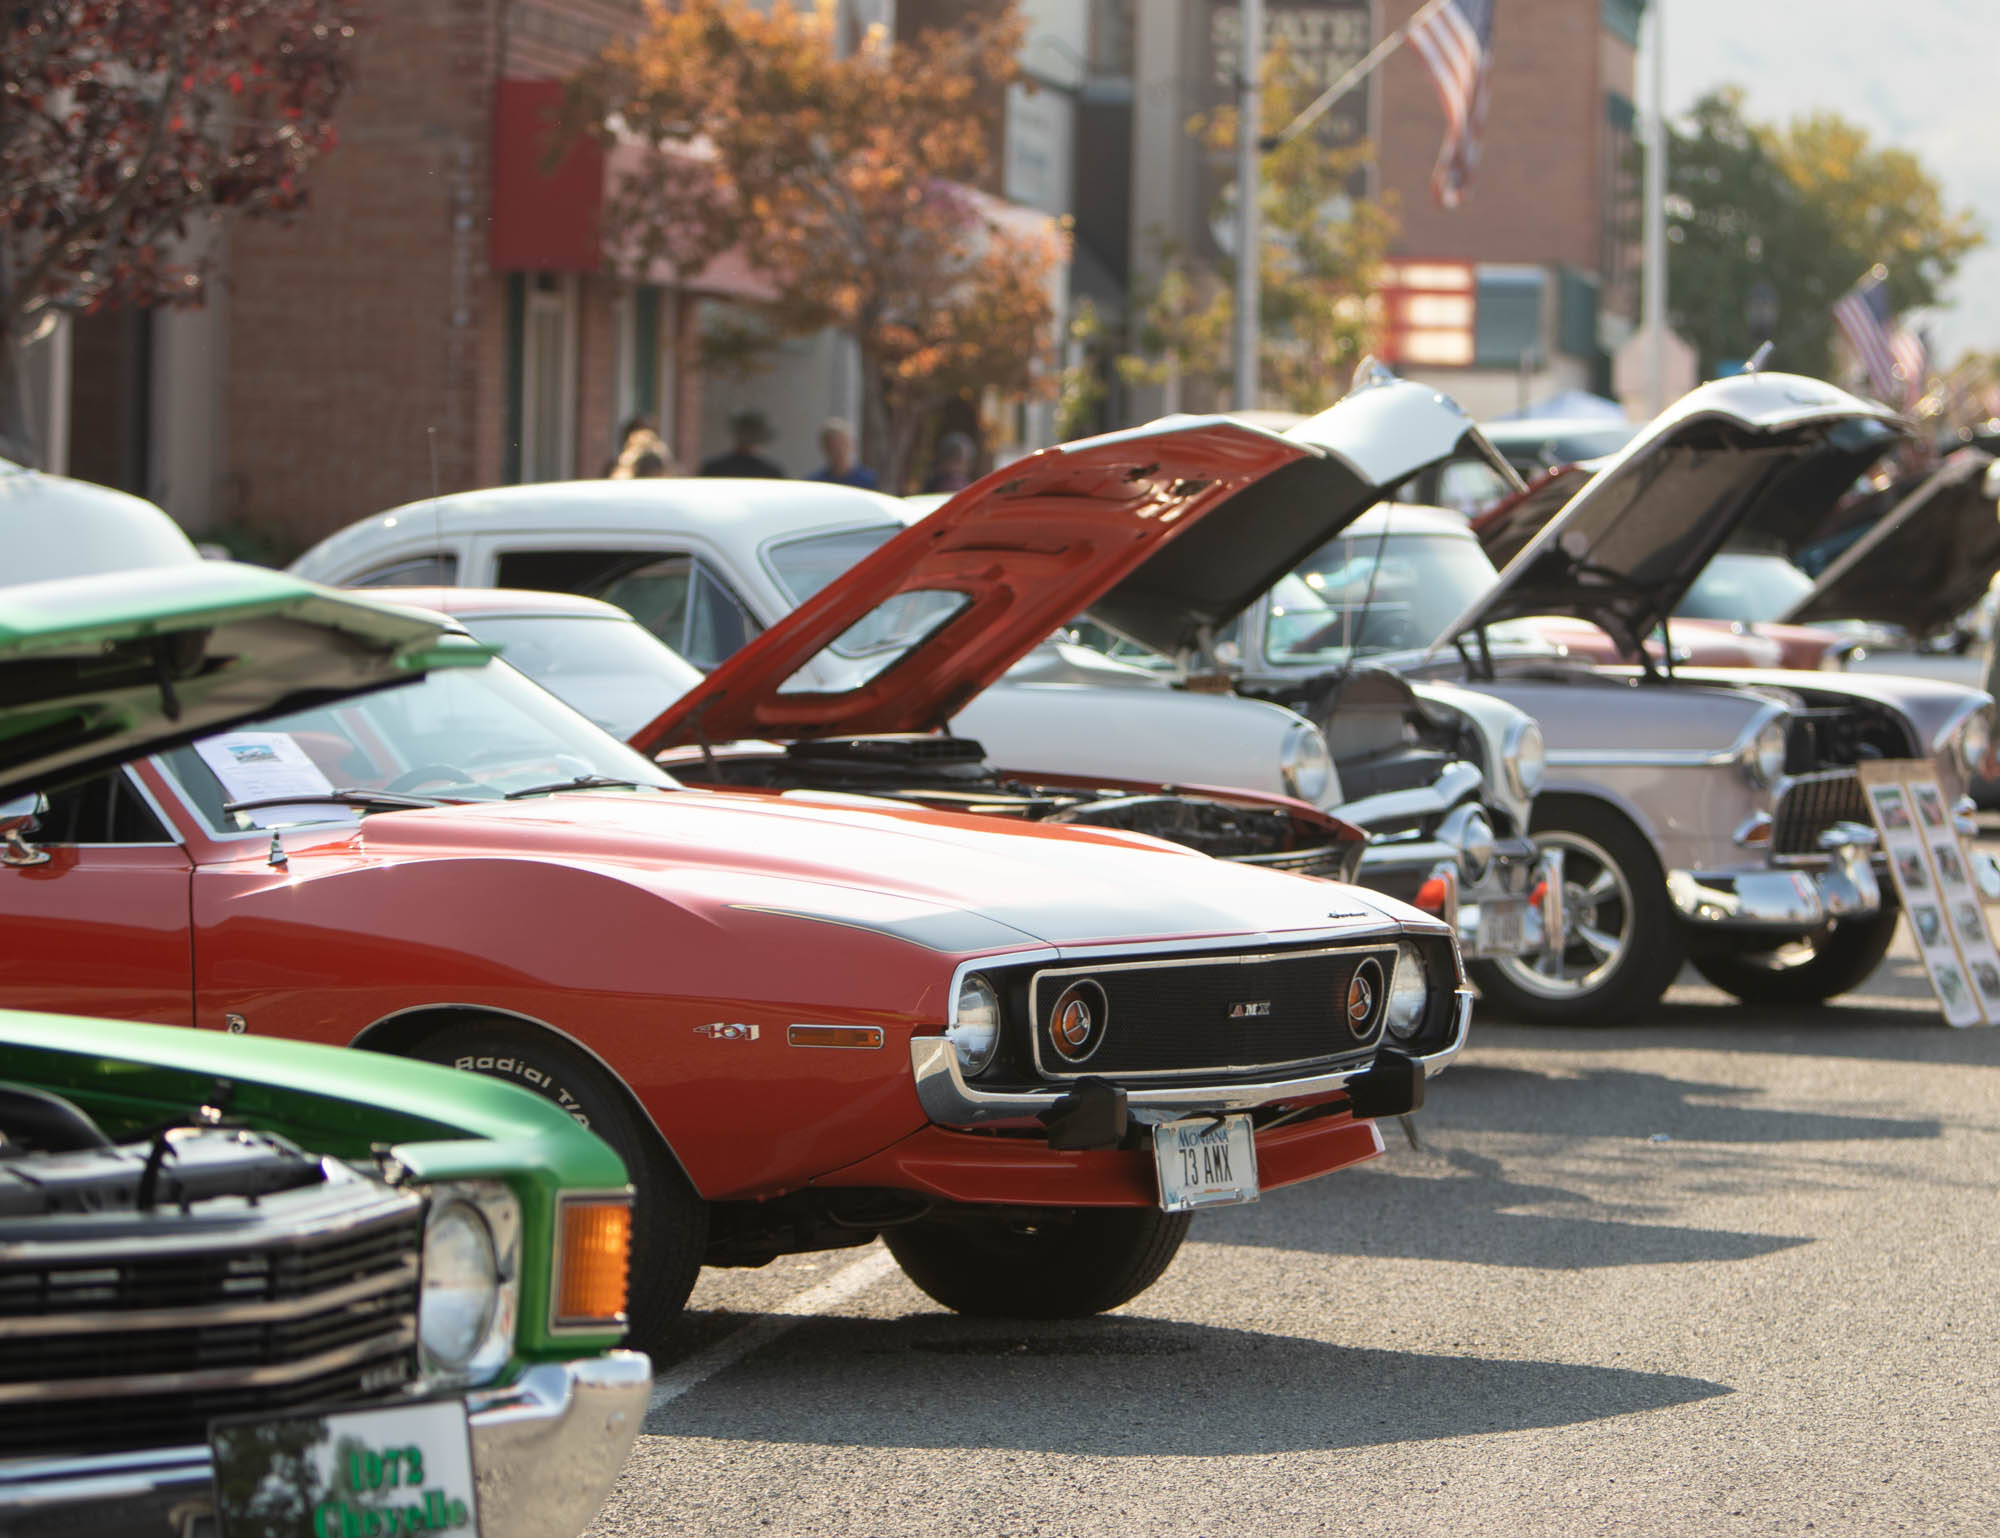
(1505, 719, 1546, 799)
(1385, 942, 1431, 1043)
(1958, 708, 1993, 777)
(1746, 718, 1789, 787)
(420, 1201, 499, 1370)
(1281, 720, 1334, 805)
(947, 974, 1001, 1076)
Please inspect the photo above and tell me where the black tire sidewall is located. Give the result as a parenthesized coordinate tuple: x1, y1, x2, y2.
(1690, 908, 1902, 1005)
(885, 1207, 1192, 1319)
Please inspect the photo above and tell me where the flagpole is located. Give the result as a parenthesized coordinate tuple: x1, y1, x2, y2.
(1642, 0, 1667, 415)
(1265, 0, 1453, 150)
(1233, 0, 1264, 410)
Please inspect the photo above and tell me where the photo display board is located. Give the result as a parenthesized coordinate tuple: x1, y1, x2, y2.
(1860, 760, 2000, 1027)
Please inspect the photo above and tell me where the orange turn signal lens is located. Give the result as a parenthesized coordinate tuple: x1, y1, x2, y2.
(1414, 876, 1450, 914)
(556, 1196, 631, 1329)
(786, 1025, 885, 1049)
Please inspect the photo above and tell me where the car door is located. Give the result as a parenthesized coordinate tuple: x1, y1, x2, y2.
(0, 769, 195, 1024)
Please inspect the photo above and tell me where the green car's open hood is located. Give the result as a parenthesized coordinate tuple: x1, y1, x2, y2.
(0, 562, 490, 802)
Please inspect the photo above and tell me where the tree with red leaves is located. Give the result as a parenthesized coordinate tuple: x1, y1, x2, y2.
(0, 1, 364, 464)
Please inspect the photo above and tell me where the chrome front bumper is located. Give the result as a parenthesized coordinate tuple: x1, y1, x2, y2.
(1669, 824, 1882, 931)
(909, 988, 1474, 1129)
(0, 1352, 650, 1538)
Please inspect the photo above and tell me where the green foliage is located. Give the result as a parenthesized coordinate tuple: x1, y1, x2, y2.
(1665, 89, 1984, 380)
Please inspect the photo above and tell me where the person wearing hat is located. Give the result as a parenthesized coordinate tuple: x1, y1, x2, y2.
(699, 409, 787, 478)
(805, 417, 879, 489)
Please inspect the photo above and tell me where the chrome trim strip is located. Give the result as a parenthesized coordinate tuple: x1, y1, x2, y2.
(910, 988, 1472, 1125)
(1025, 942, 1399, 1081)
(1336, 761, 1485, 832)
(0, 1323, 417, 1406)
(1548, 700, 1791, 772)
(0, 1256, 416, 1340)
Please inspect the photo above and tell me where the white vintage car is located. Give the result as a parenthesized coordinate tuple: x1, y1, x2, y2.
(290, 416, 1560, 966)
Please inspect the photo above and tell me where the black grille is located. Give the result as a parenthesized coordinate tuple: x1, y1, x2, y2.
(1031, 945, 1397, 1078)
(1772, 769, 1868, 856)
(0, 1202, 421, 1457)
(1233, 844, 1351, 879)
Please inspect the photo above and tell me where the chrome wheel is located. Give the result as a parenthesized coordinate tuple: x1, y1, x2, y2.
(1492, 829, 1635, 1000)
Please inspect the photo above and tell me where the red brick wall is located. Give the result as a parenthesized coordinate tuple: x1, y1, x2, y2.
(1376, 0, 1604, 272)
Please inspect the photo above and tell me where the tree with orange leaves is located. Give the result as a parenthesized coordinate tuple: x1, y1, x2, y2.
(569, 0, 1062, 490)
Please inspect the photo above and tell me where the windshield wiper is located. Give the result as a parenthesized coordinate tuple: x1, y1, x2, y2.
(223, 788, 447, 816)
(503, 774, 656, 800)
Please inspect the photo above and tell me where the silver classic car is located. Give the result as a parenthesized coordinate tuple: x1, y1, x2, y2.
(1220, 372, 1995, 1021)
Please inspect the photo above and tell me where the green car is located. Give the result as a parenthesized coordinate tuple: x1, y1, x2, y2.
(0, 564, 648, 1537)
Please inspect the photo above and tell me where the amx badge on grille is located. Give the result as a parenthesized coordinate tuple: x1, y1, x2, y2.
(1046, 979, 1108, 1064)
(1227, 1001, 1272, 1018)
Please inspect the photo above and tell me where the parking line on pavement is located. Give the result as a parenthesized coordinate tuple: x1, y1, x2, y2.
(646, 1246, 900, 1418)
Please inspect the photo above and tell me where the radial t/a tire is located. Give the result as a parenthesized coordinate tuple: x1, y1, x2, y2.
(1470, 796, 1686, 1026)
(405, 1020, 706, 1358)
(1690, 907, 1901, 1006)
(884, 1207, 1192, 1319)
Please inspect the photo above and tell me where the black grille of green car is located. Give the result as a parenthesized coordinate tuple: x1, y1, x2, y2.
(1772, 769, 1868, 856)
(0, 1187, 422, 1457)
(1029, 944, 1399, 1079)
(1232, 843, 1354, 880)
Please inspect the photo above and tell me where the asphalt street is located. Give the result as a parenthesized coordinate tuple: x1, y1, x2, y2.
(589, 835, 2000, 1537)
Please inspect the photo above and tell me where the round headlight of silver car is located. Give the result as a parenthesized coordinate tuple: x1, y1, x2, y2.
(1280, 720, 1334, 805)
(1957, 707, 1993, 778)
(1745, 717, 1789, 787)
(947, 974, 1002, 1076)
(421, 1200, 499, 1370)
(1386, 942, 1431, 1043)
(1504, 719, 1546, 800)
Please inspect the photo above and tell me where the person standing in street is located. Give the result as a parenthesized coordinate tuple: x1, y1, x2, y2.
(699, 410, 787, 478)
(923, 431, 976, 494)
(805, 417, 879, 488)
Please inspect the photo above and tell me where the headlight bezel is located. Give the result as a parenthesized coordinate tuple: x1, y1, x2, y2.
(1280, 719, 1334, 805)
(1957, 706, 1993, 778)
(947, 973, 1003, 1077)
(1437, 802, 1496, 884)
(1743, 715, 1789, 788)
(1384, 941, 1432, 1043)
(1503, 718, 1546, 800)
(419, 1180, 520, 1390)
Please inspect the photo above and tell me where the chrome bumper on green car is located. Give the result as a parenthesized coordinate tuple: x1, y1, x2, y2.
(0, 1352, 650, 1538)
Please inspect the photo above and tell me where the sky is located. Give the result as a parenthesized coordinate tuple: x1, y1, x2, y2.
(1662, 0, 1999, 361)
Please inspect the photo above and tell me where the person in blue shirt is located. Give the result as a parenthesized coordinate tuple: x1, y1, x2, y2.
(806, 417, 879, 489)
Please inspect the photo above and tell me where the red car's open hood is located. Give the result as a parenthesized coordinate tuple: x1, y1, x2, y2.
(634, 380, 1495, 752)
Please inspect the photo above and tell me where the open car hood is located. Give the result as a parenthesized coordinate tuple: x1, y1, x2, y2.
(634, 376, 1498, 750)
(1784, 449, 2000, 635)
(1470, 462, 1595, 569)
(1432, 372, 1910, 659)
(0, 563, 488, 802)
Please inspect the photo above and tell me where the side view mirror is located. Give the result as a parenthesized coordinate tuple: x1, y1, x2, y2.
(0, 792, 49, 867)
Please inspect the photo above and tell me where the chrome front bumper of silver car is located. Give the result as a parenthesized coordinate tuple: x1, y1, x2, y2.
(1669, 823, 1884, 931)
(909, 988, 1475, 1130)
(0, 1352, 650, 1538)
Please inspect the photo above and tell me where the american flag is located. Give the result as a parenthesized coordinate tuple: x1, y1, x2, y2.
(1409, 0, 1497, 209)
(1833, 265, 1928, 410)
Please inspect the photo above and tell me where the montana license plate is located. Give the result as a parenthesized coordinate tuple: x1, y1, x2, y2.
(210, 1398, 480, 1537)
(1475, 897, 1528, 957)
(1153, 1114, 1260, 1212)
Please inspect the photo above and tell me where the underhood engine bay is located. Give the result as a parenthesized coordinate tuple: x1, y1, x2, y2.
(687, 735, 1365, 877)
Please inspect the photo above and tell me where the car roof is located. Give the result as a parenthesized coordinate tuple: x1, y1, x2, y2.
(353, 585, 633, 620)
(0, 460, 200, 583)
(306, 478, 906, 567)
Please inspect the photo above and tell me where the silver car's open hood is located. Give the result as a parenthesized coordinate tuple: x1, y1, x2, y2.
(1431, 373, 1911, 660)
(1785, 449, 2000, 636)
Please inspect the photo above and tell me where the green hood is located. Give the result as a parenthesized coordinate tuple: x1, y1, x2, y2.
(0, 562, 490, 801)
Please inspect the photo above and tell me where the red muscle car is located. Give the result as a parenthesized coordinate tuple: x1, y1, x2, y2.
(0, 421, 1468, 1355)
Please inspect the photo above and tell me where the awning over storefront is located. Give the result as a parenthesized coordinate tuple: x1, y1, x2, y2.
(489, 79, 772, 301)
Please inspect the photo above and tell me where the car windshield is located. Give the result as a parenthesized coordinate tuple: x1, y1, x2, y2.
(161, 659, 678, 830)
(1266, 531, 1511, 661)
(765, 523, 904, 605)
(457, 614, 701, 738)
(1676, 551, 1816, 623)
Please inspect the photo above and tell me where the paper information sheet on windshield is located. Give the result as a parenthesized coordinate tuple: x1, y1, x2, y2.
(197, 732, 358, 828)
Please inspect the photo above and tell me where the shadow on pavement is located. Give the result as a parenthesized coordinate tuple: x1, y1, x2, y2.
(647, 1312, 1729, 1453)
(1432, 1063, 1942, 1142)
(1196, 1157, 1810, 1269)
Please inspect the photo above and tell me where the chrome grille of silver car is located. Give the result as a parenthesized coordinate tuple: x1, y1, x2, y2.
(1772, 769, 1869, 856)
(0, 1174, 422, 1457)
